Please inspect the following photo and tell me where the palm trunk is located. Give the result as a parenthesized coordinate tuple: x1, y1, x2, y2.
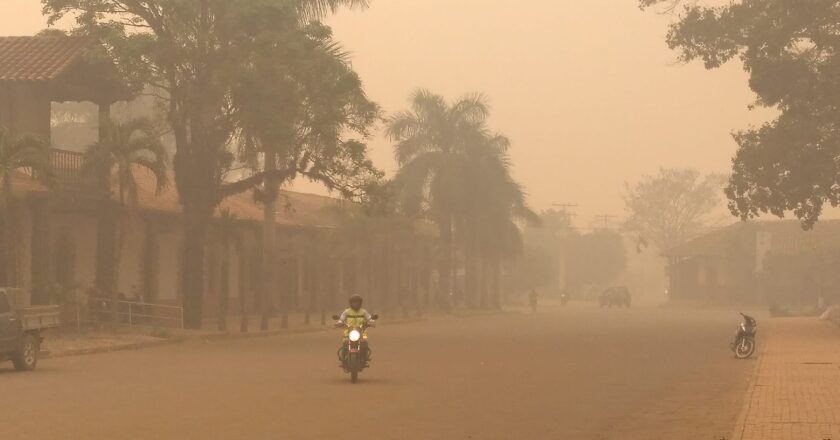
(490, 256, 502, 309)
(109, 208, 129, 325)
(478, 255, 488, 309)
(464, 231, 478, 308)
(437, 216, 453, 310)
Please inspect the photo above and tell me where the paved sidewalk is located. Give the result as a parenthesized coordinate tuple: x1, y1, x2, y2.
(735, 317, 840, 440)
(41, 329, 172, 358)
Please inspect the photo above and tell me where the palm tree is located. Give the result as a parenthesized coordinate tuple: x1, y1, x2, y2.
(387, 90, 494, 308)
(83, 118, 167, 323)
(0, 127, 56, 286)
(461, 139, 538, 308)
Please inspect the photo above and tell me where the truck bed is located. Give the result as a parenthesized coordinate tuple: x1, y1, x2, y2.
(17, 306, 61, 331)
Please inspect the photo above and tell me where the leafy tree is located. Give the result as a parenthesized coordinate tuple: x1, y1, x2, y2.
(623, 168, 725, 252)
(231, 23, 380, 330)
(640, 0, 840, 228)
(82, 118, 167, 322)
(0, 127, 56, 286)
(44, 0, 370, 328)
(460, 137, 538, 308)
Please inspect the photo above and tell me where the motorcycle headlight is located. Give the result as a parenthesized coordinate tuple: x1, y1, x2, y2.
(348, 329, 362, 342)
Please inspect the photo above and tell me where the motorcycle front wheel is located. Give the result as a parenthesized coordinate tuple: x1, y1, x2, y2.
(734, 338, 756, 359)
(349, 352, 359, 384)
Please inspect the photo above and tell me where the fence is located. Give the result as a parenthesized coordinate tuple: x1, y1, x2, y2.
(80, 297, 185, 329)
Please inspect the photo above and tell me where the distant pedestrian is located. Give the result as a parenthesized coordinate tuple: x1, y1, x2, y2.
(529, 289, 538, 313)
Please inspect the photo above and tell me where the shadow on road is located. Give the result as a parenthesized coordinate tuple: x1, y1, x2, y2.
(318, 376, 401, 386)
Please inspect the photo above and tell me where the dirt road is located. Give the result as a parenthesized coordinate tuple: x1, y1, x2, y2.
(0, 304, 754, 439)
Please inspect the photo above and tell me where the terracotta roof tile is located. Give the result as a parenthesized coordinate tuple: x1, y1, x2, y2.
(0, 36, 94, 82)
(130, 168, 343, 229)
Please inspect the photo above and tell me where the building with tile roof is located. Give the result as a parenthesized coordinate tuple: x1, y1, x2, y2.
(0, 36, 132, 144)
(1, 35, 438, 327)
(665, 220, 840, 306)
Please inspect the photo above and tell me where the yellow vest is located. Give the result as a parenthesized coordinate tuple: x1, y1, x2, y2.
(343, 308, 368, 329)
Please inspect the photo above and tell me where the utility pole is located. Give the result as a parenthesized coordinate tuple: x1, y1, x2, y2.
(552, 203, 578, 224)
(593, 214, 618, 230)
(551, 204, 578, 293)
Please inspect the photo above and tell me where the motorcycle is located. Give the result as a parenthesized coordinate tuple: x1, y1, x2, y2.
(332, 313, 378, 384)
(560, 293, 569, 307)
(730, 312, 757, 359)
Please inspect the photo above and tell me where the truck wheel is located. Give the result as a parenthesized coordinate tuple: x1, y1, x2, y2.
(13, 334, 38, 371)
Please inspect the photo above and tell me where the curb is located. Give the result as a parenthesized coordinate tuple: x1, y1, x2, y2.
(41, 337, 185, 360)
(39, 310, 513, 359)
(445, 309, 522, 319)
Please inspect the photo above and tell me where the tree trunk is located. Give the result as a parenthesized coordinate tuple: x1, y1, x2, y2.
(181, 210, 208, 329)
(239, 247, 250, 333)
(261, 150, 278, 331)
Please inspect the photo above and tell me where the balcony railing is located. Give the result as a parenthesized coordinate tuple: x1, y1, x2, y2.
(50, 148, 100, 191)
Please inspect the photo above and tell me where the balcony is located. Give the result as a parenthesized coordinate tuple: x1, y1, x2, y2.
(50, 148, 102, 193)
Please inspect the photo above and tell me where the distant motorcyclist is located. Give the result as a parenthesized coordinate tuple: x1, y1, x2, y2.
(336, 294, 373, 364)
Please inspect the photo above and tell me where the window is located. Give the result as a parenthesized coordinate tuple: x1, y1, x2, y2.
(0, 293, 10, 314)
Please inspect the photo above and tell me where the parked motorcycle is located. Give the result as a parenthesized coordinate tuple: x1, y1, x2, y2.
(332, 313, 378, 384)
(730, 312, 757, 359)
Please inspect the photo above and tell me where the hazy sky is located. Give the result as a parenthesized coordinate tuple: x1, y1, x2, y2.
(1, 0, 772, 226)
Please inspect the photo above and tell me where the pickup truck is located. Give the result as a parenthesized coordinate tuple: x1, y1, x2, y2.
(0, 288, 61, 371)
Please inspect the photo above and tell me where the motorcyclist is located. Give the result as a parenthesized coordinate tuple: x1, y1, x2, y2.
(529, 289, 538, 312)
(336, 294, 373, 365)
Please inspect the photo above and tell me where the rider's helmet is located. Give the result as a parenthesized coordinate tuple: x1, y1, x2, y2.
(348, 294, 363, 310)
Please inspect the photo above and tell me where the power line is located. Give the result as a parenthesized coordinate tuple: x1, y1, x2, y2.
(593, 214, 618, 230)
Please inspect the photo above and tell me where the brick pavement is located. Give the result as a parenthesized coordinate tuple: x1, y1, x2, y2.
(735, 317, 840, 440)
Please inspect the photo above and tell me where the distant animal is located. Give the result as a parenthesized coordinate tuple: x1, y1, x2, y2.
(600, 286, 631, 308)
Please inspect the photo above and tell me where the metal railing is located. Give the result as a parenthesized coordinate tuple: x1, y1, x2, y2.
(83, 297, 185, 329)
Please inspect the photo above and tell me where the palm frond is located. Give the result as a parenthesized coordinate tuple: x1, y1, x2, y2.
(296, 0, 369, 21)
(450, 93, 490, 124)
